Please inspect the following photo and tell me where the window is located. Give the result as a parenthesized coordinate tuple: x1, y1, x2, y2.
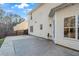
(64, 16, 75, 38)
(30, 26, 33, 32)
(31, 13, 32, 20)
(78, 28, 79, 39)
(40, 24, 43, 30)
(78, 16, 79, 39)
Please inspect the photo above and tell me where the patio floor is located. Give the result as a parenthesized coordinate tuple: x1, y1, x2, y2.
(0, 35, 79, 56)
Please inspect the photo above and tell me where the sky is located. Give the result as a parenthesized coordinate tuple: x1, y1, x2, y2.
(0, 3, 38, 19)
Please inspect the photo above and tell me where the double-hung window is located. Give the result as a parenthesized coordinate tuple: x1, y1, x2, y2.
(64, 16, 75, 38)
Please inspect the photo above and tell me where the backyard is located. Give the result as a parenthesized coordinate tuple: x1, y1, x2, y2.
(0, 5, 26, 48)
(0, 35, 79, 56)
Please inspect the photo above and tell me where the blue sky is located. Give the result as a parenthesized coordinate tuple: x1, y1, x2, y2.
(0, 3, 38, 19)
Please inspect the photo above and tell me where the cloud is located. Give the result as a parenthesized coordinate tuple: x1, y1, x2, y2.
(15, 3, 29, 9)
(5, 9, 15, 13)
(11, 6, 14, 9)
(0, 3, 5, 5)
(26, 8, 32, 13)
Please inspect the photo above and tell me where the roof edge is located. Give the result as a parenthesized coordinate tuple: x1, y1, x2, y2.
(27, 3, 45, 15)
(49, 3, 76, 17)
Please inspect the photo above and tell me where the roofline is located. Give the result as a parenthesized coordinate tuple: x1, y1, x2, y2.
(52, 3, 75, 11)
(49, 3, 76, 17)
(27, 3, 45, 15)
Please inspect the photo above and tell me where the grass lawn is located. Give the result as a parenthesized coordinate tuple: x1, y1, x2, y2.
(0, 39, 4, 47)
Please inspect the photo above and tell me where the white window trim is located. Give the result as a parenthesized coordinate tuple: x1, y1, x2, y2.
(64, 16, 76, 39)
(75, 15, 78, 40)
(64, 15, 79, 40)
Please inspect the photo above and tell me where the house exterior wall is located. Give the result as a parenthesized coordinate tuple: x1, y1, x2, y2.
(14, 21, 28, 31)
(55, 4, 79, 50)
(28, 3, 61, 39)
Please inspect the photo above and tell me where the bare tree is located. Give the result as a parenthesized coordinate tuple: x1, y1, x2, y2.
(0, 7, 25, 35)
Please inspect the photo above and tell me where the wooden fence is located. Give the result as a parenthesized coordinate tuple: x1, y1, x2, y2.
(0, 30, 28, 38)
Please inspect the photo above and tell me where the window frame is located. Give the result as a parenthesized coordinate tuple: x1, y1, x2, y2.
(30, 26, 33, 32)
(77, 15, 79, 40)
(64, 16, 76, 39)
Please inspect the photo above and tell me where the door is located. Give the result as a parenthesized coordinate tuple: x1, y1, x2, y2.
(52, 17, 55, 40)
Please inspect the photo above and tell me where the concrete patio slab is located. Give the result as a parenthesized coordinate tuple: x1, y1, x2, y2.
(0, 35, 79, 56)
(12, 35, 79, 56)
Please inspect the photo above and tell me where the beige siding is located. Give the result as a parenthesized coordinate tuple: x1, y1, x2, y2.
(28, 3, 61, 39)
(55, 4, 79, 50)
